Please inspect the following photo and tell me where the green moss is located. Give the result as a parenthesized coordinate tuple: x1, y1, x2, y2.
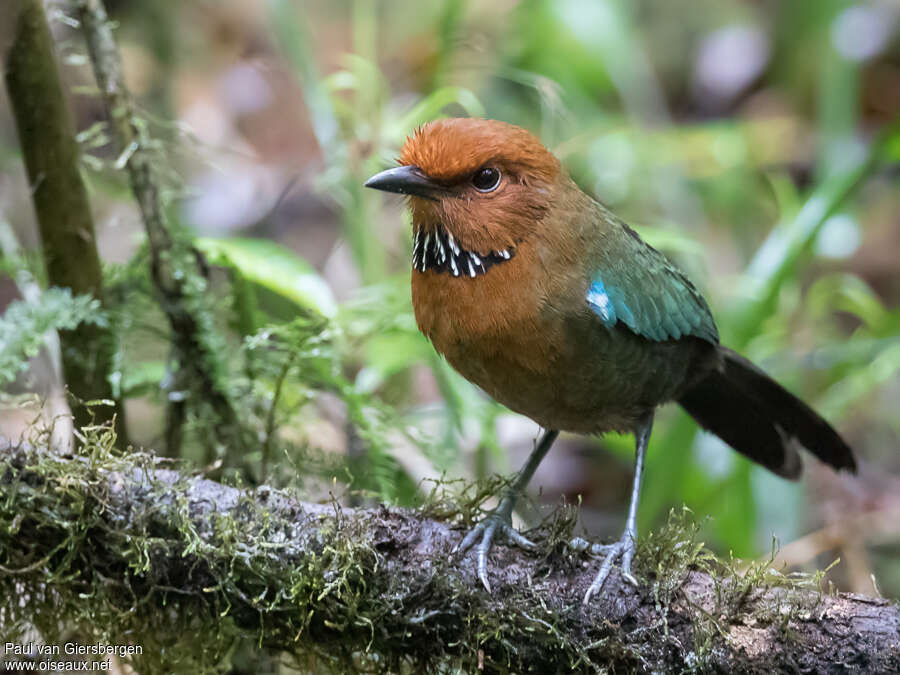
(634, 507, 830, 671)
(0, 422, 836, 674)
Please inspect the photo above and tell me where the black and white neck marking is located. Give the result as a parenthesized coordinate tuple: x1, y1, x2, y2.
(412, 225, 515, 277)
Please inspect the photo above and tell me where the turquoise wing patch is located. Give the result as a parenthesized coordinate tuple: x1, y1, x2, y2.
(586, 279, 615, 324)
(587, 269, 718, 344)
(587, 279, 636, 328)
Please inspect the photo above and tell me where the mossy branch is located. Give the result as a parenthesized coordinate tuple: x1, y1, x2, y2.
(1, 438, 897, 673)
(3, 0, 119, 432)
(75, 0, 244, 462)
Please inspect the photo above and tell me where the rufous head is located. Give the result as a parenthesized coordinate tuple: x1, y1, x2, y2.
(365, 118, 562, 261)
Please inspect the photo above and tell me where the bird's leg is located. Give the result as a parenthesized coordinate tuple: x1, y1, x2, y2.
(582, 413, 654, 605)
(456, 429, 559, 592)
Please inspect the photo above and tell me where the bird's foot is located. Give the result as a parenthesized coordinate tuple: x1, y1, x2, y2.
(455, 493, 534, 593)
(581, 528, 638, 605)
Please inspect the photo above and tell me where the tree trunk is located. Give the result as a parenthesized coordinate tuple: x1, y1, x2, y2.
(3, 0, 121, 434)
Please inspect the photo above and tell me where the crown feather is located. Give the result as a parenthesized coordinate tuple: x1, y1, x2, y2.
(398, 118, 560, 184)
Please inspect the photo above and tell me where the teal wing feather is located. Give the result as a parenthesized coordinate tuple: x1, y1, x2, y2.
(586, 223, 719, 344)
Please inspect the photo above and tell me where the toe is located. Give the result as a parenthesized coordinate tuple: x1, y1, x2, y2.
(504, 525, 536, 550)
(455, 523, 483, 555)
(477, 524, 497, 592)
(456, 505, 536, 594)
(583, 543, 621, 604)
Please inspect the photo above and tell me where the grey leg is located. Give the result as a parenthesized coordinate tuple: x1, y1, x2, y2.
(456, 429, 559, 592)
(582, 413, 653, 604)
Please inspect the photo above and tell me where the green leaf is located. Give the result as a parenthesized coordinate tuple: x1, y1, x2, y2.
(806, 274, 888, 330)
(0, 288, 103, 387)
(196, 237, 337, 318)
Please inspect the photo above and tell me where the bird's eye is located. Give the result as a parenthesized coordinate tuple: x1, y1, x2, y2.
(472, 167, 501, 192)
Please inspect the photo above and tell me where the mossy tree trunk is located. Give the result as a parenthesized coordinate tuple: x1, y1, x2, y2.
(3, 0, 122, 434)
(1, 439, 897, 674)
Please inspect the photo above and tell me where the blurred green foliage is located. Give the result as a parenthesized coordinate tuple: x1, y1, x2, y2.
(0, 288, 102, 389)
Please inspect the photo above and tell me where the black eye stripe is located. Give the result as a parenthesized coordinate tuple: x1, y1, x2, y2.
(472, 167, 501, 192)
(412, 225, 514, 277)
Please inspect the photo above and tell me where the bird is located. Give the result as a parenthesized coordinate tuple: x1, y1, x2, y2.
(364, 117, 856, 604)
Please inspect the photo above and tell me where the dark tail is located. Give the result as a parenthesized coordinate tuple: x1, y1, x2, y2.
(678, 347, 856, 480)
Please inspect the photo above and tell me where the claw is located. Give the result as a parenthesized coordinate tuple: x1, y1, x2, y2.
(455, 494, 534, 593)
(582, 530, 638, 605)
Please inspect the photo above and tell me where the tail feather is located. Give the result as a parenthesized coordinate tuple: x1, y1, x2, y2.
(678, 347, 856, 479)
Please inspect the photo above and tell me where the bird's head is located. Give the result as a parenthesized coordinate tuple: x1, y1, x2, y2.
(365, 118, 563, 276)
